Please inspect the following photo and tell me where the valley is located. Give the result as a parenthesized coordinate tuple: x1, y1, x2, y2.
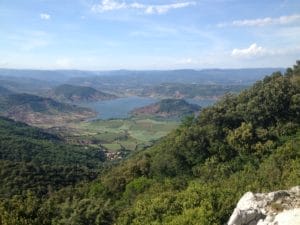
(0, 63, 299, 225)
(0, 69, 260, 157)
(63, 118, 178, 153)
(44, 98, 202, 157)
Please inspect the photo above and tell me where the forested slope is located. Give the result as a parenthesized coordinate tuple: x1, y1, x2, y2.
(0, 62, 299, 225)
(0, 117, 105, 197)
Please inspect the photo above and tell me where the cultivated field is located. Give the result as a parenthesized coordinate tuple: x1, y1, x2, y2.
(63, 117, 179, 153)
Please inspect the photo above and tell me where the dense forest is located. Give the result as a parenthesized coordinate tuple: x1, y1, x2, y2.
(0, 117, 105, 197)
(0, 62, 299, 224)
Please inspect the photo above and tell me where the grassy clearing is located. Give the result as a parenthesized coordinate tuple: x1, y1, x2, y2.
(68, 117, 178, 152)
(102, 143, 122, 152)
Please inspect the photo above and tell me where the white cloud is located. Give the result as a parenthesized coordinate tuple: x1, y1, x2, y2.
(40, 13, 51, 20)
(142, 2, 196, 15)
(231, 43, 266, 58)
(219, 14, 300, 27)
(91, 0, 196, 15)
(91, 0, 126, 12)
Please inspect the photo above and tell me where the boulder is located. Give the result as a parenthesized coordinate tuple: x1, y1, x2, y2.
(228, 186, 300, 225)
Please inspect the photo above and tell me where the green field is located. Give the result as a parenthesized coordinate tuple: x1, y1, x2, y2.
(65, 117, 179, 153)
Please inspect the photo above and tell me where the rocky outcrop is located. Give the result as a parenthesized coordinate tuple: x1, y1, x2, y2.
(228, 186, 300, 225)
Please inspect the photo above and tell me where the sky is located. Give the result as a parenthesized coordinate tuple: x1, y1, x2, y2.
(0, 0, 299, 70)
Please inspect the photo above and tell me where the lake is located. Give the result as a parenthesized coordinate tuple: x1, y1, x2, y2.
(80, 96, 216, 120)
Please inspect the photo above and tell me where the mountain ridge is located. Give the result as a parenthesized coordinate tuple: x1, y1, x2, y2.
(0, 93, 95, 126)
(52, 84, 117, 102)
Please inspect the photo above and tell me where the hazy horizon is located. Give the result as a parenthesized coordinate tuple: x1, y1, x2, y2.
(0, 66, 286, 72)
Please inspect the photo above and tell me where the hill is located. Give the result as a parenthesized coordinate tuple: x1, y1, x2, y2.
(135, 83, 248, 99)
(0, 116, 105, 197)
(0, 76, 57, 94)
(53, 84, 117, 102)
(0, 86, 13, 96)
(0, 62, 299, 225)
(0, 93, 95, 126)
(131, 99, 200, 118)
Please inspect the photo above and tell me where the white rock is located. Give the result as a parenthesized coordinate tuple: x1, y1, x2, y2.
(227, 186, 300, 225)
(272, 208, 300, 225)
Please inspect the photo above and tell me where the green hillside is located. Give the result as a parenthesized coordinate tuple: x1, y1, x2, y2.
(131, 99, 200, 118)
(0, 93, 95, 126)
(0, 62, 299, 225)
(54, 84, 117, 102)
(0, 117, 105, 197)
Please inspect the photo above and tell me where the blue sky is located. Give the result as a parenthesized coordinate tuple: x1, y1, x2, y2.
(0, 0, 299, 70)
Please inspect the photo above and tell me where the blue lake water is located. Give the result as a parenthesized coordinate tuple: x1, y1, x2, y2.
(80, 96, 216, 120)
(80, 96, 157, 120)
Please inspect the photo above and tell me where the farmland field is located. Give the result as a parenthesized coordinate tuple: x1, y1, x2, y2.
(63, 117, 179, 153)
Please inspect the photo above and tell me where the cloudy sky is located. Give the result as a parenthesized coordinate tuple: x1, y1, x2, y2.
(0, 0, 299, 70)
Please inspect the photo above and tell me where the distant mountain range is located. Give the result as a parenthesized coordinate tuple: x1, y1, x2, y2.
(134, 83, 248, 99)
(0, 68, 285, 84)
(67, 68, 285, 88)
(0, 86, 13, 96)
(0, 68, 285, 98)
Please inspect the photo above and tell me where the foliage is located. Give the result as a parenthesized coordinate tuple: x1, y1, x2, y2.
(0, 117, 105, 167)
(0, 117, 104, 197)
